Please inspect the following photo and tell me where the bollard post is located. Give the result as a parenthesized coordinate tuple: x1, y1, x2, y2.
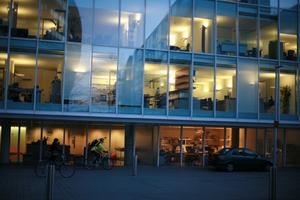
(133, 154, 138, 176)
(46, 164, 55, 200)
(268, 166, 277, 200)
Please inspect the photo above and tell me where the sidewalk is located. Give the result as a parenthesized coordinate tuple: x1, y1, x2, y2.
(0, 165, 299, 200)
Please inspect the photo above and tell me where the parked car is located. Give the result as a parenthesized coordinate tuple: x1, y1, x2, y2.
(208, 148, 273, 172)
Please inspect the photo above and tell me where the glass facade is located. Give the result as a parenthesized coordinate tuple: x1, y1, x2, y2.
(0, 0, 298, 122)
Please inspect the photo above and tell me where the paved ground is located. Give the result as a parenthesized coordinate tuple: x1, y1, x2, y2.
(0, 165, 300, 200)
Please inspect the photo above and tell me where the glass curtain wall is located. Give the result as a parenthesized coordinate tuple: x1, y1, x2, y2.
(280, 63, 297, 120)
(194, 0, 214, 54)
(260, 7, 278, 59)
(238, 59, 258, 119)
(216, 57, 236, 118)
(93, 0, 119, 46)
(170, 0, 192, 52)
(144, 50, 168, 115)
(118, 48, 143, 114)
(0, 0, 10, 37)
(64, 43, 91, 112)
(0, 39, 7, 109)
(259, 61, 276, 119)
(193, 55, 214, 117)
(7, 40, 36, 110)
(280, 0, 298, 9)
(239, 4, 258, 57)
(10, 0, 39, 39)
(67, 0, 93, 43)
(280, 10, 298, 61)
(91, 46, 117, 113)
(37, 42, 64, 111)
(260, 0, 278, 7)
(39, 0, 66, 41)
(145, 0, 169, 50)
(120, 0, 144, 48)
(169, 52, 191, 116)
(217, 2, 237, 56)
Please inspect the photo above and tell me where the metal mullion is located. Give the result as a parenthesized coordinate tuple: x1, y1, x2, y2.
(213, 0, 217, 118)
(141, 0, 146, 116)
(179, 126, 183, 167)
(61, 0, 70, 112)
(89, 0, 96, 113)
(224, 127, 226, 148)
(33, 0, 42, 111)
(190, 0, 195, 118)
(4, 0, 13, 110)
(166, 0, 171, 117)
(156, 126, 160, 167)
(116, 0, 121, 114)
(257, 4, 261, 120)
(236, 3, 239, 119)
(277, 5, 281, 121)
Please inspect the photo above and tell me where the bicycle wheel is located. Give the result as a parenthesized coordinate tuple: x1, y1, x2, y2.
(35, 161, 48, 177)
(103, 158, 112, 170)
(59, 162, 75, 178)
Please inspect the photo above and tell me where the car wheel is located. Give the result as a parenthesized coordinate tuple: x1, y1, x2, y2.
(226, 163, 234, 172)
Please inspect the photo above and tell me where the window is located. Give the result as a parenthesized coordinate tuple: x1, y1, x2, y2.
(194, 0, 214, 53)
(40, 0, 66, 41)
(280, 10, 298, 61)
(217, 2, 237, 56)
(260, 8, 278, 59)
(239, 5, 258, 57)
(11, 0, 39, 39)
(280, 0, 298, 9)
(169, 52, 191, 116)
(144, 50, 168, 115)
(193, 55, 214, 117)
(0, 0, 10, 37)
(118, 48, 143, 114)
(259, 61, 276, 119)
(120, 0, 144, 48)
(260, 0, 278, 7)
(67, 0, 93, 43)
(170, 0, 192, 52)
(64, 43, 91, 112)
(91, 46, 117, 113)
(216, 57, 236, 118)
(238, 59, 258, 119)
(93, 0, 119, 46)
(145, 0, 169, 50)
(0, 39, 8, 108)
(37, 42, 64, 111)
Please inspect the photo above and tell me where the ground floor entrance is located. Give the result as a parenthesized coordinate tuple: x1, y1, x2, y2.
(0, 121, 299, 167)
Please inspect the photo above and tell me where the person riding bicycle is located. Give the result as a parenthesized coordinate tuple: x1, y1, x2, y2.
(90, 138, 105, 162)
(50, 138, 62, 163)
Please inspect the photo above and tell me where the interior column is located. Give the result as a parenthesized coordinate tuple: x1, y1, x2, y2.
(0, 120, 11, 164)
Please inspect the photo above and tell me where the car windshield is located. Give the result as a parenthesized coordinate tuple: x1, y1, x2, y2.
(217, 148, 231, 155)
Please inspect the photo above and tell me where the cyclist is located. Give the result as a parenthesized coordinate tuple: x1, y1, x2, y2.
(50, 138, 62, 163)
(90, 138, 105, 162)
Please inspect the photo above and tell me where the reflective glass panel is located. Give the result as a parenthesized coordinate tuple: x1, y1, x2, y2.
(169, 52, 191, 116)
(118, 48, 143, 114)
(259, 61, 276, 119)
(120, 0, 144, 48)
(93, 0, 119, 46)
(64, 43, 91, 112)
(37, 42, 64, 111)
(91, 46, 117, 113)
(280, 10, 297, 61)
(0, 0, 10, 37)
(144, 50, 168, 115)
(193, 54, 214, 117)
(260, 0, 278, 7)
(280, 0, 298, 9)
(145, 0, 169, 50)
(194, 0, 214, 53)
(67, 0, 92, 43)
(217, 2, 237, 56)
(40, 0, 66, 41)
(216, 57, 236, 118)
(260, 8, 278, 59)
(239, 5, 258, 57)
(170, 0, 192, 52)
(238, 59, 258, 119)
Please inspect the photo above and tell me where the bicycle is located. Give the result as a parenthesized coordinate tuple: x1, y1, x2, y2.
(35, 155, 76, 178)
(86, 152, 112, 170)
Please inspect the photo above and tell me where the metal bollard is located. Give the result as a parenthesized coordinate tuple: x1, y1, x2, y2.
(46, 164, 55, 200)
(133, 154, 138, 176)
(268, 166, 277, 200)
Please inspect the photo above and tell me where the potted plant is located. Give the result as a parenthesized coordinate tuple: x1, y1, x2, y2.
(280, 85, 291, 114)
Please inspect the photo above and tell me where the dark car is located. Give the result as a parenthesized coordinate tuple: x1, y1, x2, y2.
(208, 148, 273, 172)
